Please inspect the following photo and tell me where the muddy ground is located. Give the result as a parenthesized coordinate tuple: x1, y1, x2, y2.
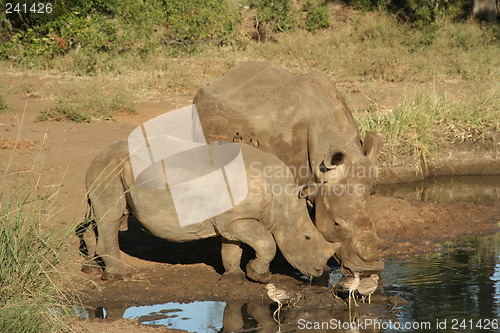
(0, 70, 498, 332)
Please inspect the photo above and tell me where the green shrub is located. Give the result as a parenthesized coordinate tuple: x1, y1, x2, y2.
(304, 0, 330, 33)
(165, 0, 238, 47)
(251, 0, 295, 39)
(0, 0, 239, 66)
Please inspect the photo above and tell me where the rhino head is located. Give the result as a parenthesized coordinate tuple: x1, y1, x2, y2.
(271, 194, 341, 279)
(303, 132, 396, 276)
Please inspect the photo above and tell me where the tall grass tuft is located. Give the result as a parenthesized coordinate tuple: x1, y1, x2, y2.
(354, 86, 499, 156)
(0, 145, 76, 331)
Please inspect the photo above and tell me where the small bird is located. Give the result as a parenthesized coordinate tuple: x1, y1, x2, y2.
(339, 272, 360, 308)
(265, 283, 291, 323)
(357, 274, 379, 304)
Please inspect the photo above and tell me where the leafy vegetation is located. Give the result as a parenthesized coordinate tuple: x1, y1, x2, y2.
(250, 0, 295, 39)
(0, 0, 237, 69)
(0, 0, 497, 150)
(303, 0, 331, 33)
(164, 0, 238, 48)
(0, 0, 496, 75)
(0, 3, 496, 332)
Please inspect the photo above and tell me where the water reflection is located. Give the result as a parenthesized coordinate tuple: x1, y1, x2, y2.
(84, 298, 392, 332)
(124, 301, 225, 332)
(375, 175, 500, 207)
(381, 233, 500, 332)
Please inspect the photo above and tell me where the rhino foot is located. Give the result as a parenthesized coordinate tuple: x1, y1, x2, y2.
(220, 271, 246, 284)
(246, 260, 271, 283)
(81, 263, 102, 274)
(101, 271, 130, 281)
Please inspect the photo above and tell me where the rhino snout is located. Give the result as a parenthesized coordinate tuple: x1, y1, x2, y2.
(308, 265, 326, 278)
(354, 232, 394, 263)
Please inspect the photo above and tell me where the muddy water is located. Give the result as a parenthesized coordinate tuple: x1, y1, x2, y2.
(390, 233, 500, 332)
(331, 233, 500, 332)
(374, 175, 500, 207)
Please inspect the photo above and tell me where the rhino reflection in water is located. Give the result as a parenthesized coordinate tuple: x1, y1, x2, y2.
(79, 141, 340, 282)
(194, 62, 395, 275)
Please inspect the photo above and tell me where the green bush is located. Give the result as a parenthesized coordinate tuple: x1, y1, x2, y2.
(304, 0, 330, 33)
(251, 0, 295, 38)
(165, 0, 238, 47)
(0, 0, 238, 67)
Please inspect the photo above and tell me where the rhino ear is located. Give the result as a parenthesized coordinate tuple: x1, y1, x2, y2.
(362, 131, 382, 163)
(298, 182, 322, 200)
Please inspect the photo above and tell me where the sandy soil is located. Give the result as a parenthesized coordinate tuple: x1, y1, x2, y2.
(0, 70, 498, 332)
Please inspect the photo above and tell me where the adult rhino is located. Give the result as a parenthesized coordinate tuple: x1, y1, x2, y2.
(194, 62, 394, 276)
(79, 140, 340, 282)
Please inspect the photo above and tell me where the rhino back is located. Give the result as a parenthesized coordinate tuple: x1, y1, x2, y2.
(194, 62, 364, 183)
(86, 140, 218, 242)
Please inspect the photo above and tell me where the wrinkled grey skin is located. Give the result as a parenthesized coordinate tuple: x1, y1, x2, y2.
(80, 141, 340, 282)
(194, 62, 395, 276)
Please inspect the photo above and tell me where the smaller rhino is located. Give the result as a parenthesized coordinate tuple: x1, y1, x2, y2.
(78, 141, 340, 283)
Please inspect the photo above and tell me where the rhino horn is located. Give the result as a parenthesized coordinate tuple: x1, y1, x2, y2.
(378, 233, 398, 252)
(327, 241, 342, 257)
(323, 149, 345, 170)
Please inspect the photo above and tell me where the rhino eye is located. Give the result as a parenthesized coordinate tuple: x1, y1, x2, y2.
(333, 217, 346, 227)
(305, 235, 311, 240)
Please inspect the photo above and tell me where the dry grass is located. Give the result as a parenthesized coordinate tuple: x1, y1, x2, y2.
(0, 135, 79, 332)
(353, 82, 499, 156)
(38, 78, 137, 122)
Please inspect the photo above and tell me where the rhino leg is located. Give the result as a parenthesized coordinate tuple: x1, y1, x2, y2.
(247, 301, 277, 328)
(222, 301, 245, 331)
(221, 240, 245, 282)
(75, 219, 101, 273)
(91, 193, 129, 280)
(219, 219, 275, 283)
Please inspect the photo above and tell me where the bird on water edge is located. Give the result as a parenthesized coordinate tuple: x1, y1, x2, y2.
(339, 272, 360, 308)
(265, 283, 291, 323)
(357, 274, 379, 304)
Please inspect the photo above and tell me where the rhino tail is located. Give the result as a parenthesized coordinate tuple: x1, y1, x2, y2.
(75, 196, 97, 259)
